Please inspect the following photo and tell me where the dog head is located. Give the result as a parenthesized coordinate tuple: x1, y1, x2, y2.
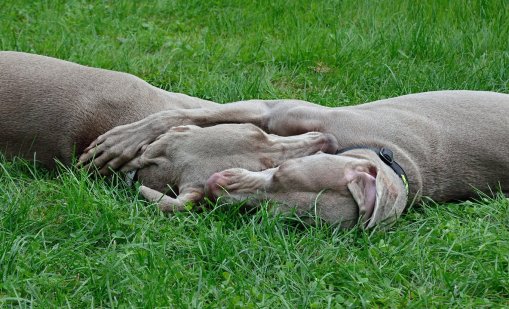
(130, 124, 338, 210)
(206, 149, 408, 228)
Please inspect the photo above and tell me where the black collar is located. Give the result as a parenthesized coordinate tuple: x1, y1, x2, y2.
(336, 146, 409, 193)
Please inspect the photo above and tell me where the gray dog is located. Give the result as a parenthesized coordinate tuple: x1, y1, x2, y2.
(82, 89, 509, 228)
(0, 51, 337, 211)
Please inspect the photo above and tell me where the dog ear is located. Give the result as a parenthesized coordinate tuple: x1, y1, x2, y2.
(346, 170, 377, 225)
(366, 160, 408, 229)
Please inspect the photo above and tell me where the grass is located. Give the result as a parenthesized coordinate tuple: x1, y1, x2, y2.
(1, 0, 508, 307)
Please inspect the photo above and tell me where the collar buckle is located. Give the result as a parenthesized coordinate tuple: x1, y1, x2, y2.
(379, 147, 394, 165)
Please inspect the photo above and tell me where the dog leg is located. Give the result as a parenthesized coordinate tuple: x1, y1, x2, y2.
(140, 185, 204, 213)
(78, 100, 324, 173)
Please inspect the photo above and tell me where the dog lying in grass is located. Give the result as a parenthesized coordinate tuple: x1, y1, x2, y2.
(0, 51, 337, 213)
(82, 91, 509, 228)
(2, 52, 508, 228)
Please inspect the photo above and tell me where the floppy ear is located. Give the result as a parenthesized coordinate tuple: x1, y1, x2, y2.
(140, 185, 204, 213)
(346, 171, 377, 225)
(366, 161, 408, 229)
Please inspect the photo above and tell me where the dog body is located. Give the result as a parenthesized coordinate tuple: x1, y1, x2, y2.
(0, 51, 215, 168)
(83, 88, 509, 227)
(262, 91, 509, 202)
(0, 52, 337, 211)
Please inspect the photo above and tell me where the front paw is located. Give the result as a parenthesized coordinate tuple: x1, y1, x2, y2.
(78, 121, 158, 174)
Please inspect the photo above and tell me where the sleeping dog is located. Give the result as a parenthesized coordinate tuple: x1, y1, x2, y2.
(82, 90, 509, 228)
(0, 51, 336, 213)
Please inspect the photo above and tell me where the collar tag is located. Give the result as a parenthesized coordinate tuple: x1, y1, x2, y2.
(379, 147, 394, 165)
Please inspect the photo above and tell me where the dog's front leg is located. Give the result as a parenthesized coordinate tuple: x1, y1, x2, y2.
(78, 100, 300, 173)
(140, 185, 204, 213)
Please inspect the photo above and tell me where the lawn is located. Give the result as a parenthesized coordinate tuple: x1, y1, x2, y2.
(1, 0, 509, 307)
